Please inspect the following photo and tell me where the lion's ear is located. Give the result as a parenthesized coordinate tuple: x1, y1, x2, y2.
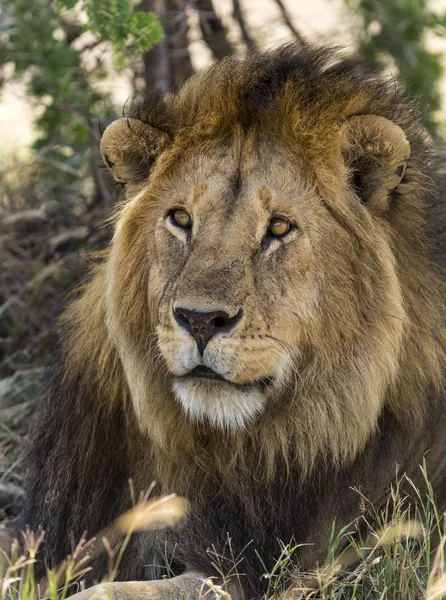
(342, 115, 411, 211)
(100, 117, 169, 184)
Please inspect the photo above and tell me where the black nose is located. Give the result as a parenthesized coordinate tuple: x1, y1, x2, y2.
(173, 307, 243, 356)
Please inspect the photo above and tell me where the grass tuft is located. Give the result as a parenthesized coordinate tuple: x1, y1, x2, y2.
(0, 489, 188, 600)
(0, 468, 445, 599)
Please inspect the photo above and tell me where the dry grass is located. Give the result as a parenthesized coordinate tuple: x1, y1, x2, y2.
(0, 153, 114, 492)
(1, 468, 444, 600)
(283, 468, 446, 600)
(0, 153, 114, 380)
(1, 490, 188, 600)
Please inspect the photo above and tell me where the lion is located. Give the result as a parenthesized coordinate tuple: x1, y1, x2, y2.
(17, 44, 446, 599)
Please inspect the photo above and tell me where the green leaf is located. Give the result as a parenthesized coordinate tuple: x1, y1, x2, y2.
(342, 0, 445, 134)
(130, 11, 164, 51)
(55, 0, 79, 10)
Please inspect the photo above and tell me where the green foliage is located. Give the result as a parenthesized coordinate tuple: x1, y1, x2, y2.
(344, 0, 446, 133)
(1, 0, 87, 148)
(0, 0, 163, 192)
(83, 0, 164, 69)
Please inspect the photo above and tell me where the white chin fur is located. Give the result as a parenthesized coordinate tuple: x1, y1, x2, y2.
(172, 379, 266, 431)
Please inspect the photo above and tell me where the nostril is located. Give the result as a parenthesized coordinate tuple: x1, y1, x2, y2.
(173, 306, 243, 334)
(210, 309, 243, 331)
(213, 315, 229, 328)
(219, 308, 243, 331)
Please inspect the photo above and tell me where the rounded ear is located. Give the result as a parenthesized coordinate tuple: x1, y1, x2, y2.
(100, 118, 170, 184)
(342, 115, 411, 211)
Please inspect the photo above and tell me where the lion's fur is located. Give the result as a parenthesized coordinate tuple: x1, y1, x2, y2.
(21, 45, 446, 597)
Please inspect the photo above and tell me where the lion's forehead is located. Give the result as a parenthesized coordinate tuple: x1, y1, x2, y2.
(158, 148, 318, 231)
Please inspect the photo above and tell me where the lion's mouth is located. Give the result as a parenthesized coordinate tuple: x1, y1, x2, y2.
(187, 365, 227, 381)
(179, 366, 274, 391)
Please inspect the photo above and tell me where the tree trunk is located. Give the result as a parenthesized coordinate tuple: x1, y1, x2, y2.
(232, 0, 255, 49)
(141, 0, 195, 97)
(142, 0, 172, 96)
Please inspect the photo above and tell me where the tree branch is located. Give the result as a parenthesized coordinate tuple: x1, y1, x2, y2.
(166, 0, 194, 86)
(273, 0, 307, 46)
(232, 0, 255, 50)
(194, 0, 233, 59)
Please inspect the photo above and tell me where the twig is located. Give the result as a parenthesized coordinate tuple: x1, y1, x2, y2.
(0, 458, 21, 482)
(79, 39, 106, 54)
(232, 0, 255, 50)
(0, 422, 19, 443)
(272, 0, 307, 45)
(192, 0, 233, 59)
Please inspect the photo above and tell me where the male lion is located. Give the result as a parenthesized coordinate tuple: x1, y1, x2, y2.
(19, 44, 446, 599)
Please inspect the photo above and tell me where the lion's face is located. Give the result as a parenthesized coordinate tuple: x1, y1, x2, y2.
(104, 128, 408, 434)
(153, 140, 319, 429)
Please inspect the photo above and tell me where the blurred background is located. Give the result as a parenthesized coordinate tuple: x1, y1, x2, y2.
(1, 0, 446, 512)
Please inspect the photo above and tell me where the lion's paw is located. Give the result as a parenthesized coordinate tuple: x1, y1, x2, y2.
(69, 572, 232, 600)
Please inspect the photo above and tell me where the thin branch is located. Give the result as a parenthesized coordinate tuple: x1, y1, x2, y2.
(166, 0, 194, 86)
(193, 0, 233, 59)
(272, 0, 307, 46)
(232, 0, 255, 50)
(78, 39, 106, 54)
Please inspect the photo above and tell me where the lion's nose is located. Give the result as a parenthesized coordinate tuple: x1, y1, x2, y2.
(173, 307, 243, 356)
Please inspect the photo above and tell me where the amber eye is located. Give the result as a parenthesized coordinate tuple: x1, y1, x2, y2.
(268, 218, 291, 237)
(170, 209, 192, 229)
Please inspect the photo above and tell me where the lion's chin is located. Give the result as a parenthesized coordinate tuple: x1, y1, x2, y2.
(172, 378, 266, 431)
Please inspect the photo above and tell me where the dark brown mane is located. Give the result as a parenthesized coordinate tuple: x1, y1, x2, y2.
(135, 45, 418, 146)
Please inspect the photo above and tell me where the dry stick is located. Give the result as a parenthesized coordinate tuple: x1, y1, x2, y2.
(272, 0, 307, 46)
(232, 0, 256, 50)
(166, 0, 194, 85)
(194, 0, 234, 59)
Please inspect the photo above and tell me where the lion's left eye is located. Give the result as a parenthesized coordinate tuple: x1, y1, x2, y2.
(170, 209, 192, 229)
(268, 218, 291, 237)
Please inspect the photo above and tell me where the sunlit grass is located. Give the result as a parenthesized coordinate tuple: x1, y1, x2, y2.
(0, 490, 188, 600)
(1, 466, 445, 600)
(285, 464, 446, 600)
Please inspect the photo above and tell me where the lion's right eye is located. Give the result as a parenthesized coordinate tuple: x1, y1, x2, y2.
(170, 209, 192, 229)
(268, 218, 291, 237)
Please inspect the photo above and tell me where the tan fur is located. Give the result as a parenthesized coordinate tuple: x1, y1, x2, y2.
(71, 572, 222, 600)
(20, 46, 446, 600)
(54, 47, 445, 495)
